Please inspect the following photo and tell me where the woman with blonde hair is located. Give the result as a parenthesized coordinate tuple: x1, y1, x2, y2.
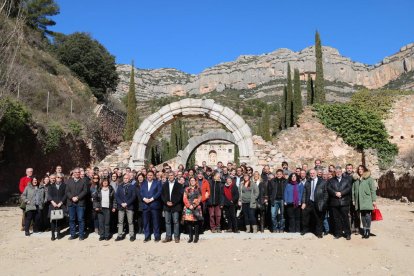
(239, 174, 259, 233)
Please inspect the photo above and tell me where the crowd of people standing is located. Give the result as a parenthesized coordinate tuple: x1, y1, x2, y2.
(18, 159, 378, 243)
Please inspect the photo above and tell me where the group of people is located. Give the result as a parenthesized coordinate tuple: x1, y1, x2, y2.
(18, 159, 378, 243)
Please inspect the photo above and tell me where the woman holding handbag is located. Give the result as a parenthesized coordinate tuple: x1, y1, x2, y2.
(352, 165, 377, 239)
(48, 174, 66, 240)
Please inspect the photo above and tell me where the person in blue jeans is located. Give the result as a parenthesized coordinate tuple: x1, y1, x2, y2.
(65, 168, 88, 240)
(268, 169, 287, 232)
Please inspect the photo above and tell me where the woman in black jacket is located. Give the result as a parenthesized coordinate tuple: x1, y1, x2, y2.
(220, 177, 240, 233)
(93, 178, 116, 241)
(48, 174, 67, 241)
(253, 171, 268, 233)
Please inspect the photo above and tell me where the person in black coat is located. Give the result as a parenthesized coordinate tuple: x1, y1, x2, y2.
(220, 177, 240, 233)
(161, 172, 183, 243)
(327, 166, 353, 240)
(93, 178, 116, 241)
(115, 174, 136, 241)
(48, 175, 67, 240)
(134, 174, 145, 235)
(65, 168, 88, 240)
(207, 172, 223, 233)
(268, 169, 287, 232)
(301, 169, 328, 238)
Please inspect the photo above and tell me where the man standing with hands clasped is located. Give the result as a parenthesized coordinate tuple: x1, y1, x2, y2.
(115, 174, 136, 241)
(66, 168, 88, 240)
(141, 171, 162, 243)
(161, 172, 183, 243)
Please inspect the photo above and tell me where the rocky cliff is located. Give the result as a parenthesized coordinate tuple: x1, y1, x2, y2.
(115, 43, 414, 102)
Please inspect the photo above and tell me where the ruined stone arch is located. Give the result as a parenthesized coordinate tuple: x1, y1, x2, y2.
(129, 98, 254, 169)
(175, 130, 237, 167)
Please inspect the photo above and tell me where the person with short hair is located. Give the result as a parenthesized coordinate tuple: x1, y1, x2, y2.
(268, 169, 287, 233)
(253, 171, 268, 233)
(21, 177, 45, 236)
(115, 174, 136, 241)
(301, 169, 328, 238)
(66, 168, 88, 240)
(161, 172, 183, 243)
(141, 171, 162, 243)
(328, 166, 353, 240)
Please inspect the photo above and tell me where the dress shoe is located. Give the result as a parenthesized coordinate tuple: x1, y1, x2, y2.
(57, 233, 63, 240)
(143, 238, 151, 243)
(99, 237, 105, 241)
(174, 238, 180, 243)
(154, 238, 161, 242)
(225, 229, 233, 233)
(234, 230, 240, 233)
(68, 236, 77, 240)
(300, 232, 306, 236)
(346, 235, 351, 240)
(115, 236, 123, 242)
(105, 237, 110, 241)
(79, 236, 85, 241)
(162, 237, 172, 243)
(51, 236, 56, 241)
(323, 231, 329, 236)
(334, 235, 341, 239)
(130, 236, 136, 242)
(317, 234, 323, 239)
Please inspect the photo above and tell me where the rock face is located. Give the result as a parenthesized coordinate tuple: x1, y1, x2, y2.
(115, 43, 414, 101)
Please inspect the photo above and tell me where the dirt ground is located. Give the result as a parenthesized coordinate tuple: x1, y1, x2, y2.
(0, 197, 413, 276)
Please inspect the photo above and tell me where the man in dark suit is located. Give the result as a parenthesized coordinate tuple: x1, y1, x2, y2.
(301, 169, 328, 238)
(141, 171, 162, 242)
(65, 168, 88, 240)
(161, 172, 183, 243)
(328, 166, 353, 240)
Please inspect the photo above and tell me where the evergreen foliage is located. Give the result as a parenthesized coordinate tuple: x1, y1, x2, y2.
(24, 0, 59, 34)
(123, 62, 138, 141)
(306, 73, 314, 105)
(286, 63, 293, 127)
(315, 31, 325, 103)
(293, 68, 303, 122)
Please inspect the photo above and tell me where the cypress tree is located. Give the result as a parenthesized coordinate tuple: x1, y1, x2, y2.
(281, 85, 288, 129)
(315, 31, 325, 103)
(170, 121, 178, 156)
(234, 145, 240, 166)
(293, 68, 302, 123)
(286, 63, 293, 127)
(123, 61, 138, 140)
(306, 73, 313, 105)
(261, 105, 271, 141)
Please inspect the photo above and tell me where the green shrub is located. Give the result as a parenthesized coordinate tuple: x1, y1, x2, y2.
(314, 103, 398, 168)
(43, 122, 64, 154)
(68, 120, 82, 137)
(0, 98, 31, 136)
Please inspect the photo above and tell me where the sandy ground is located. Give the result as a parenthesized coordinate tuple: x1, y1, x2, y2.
(0, 197, 413, 276)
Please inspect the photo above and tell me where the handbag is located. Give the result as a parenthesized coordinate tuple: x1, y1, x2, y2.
(371, 207, 383, 221)
(51, 209, 64, 221)
(19, 198, 26, 210)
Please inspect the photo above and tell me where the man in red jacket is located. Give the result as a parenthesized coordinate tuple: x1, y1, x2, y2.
(19, 168, 33, 230)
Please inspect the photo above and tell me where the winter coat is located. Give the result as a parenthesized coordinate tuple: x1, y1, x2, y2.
(239, 181, 259, 209)
(352, 171, 377, 211)
(327, 175, 352, 207)
(220, 184, 239, 206)
(93, 186, 116, 210)
(207, 179, 223, 206)
(21, 184, 46, 212)
(302, 178, 328, 212)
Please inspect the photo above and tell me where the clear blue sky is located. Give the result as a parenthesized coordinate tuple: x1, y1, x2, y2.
(51, 0, 413, 74)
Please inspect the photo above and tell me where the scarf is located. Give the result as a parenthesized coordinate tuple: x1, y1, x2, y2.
(224, 183, 233, 201)
(291, 180, 299, 207)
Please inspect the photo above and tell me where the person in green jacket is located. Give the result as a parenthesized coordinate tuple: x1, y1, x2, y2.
(352, 165, 377, 239)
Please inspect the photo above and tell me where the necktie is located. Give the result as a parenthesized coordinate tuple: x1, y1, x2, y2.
(311, 179, 315, 201)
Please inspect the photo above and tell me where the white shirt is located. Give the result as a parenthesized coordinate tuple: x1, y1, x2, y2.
(101, 188, 110, 208)
(148, 181, 153, 191)
(169, 181, 174, 200)
(310, 178, 317, 201)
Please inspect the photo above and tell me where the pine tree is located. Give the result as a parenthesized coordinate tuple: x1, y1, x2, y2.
(315, 31, 325, 103)
(123, 61, 138, 141)
(293, 68, 303, 123)
(286, 63, 293, 127)
(261, 105, 271, 141)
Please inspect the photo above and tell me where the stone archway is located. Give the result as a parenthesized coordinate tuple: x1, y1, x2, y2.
(128, 98, 254, 169)
(175, 130, 237, 166)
